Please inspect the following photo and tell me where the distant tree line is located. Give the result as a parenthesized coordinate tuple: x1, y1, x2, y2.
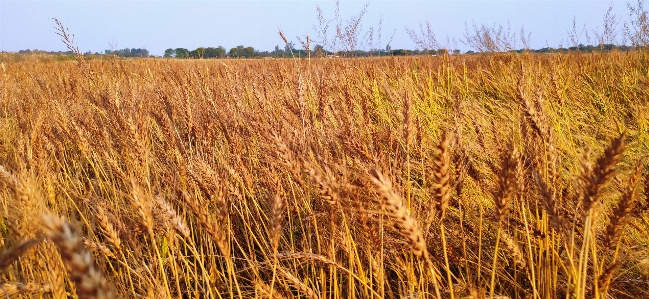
(462, 44, 635, 55)
(12, 43, 640, 60)
(158, 43, 462, 59)
(104, 48, 150, 58)
(16, 48, 153, 58)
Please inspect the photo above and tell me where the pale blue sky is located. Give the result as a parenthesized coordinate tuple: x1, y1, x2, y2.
(0, 1, 631, 55)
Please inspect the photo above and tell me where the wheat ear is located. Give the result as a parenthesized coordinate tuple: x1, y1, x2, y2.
(270, 185, 285, 252)
(276, 267, 319, 299)
(432, 131, 452, 220)
(41, 214, 115, 299)
(95, 205, 122, 250)
(495, 147, 520, 222)
(603, 158, 644, 250)
(155, 196, 191, 239)
(581, 135, 625, 213)
(303, 161, 339, 207)
(183, 191, 229, 256)
(369, 169, 427, 258)
(45, 241, 68, 299)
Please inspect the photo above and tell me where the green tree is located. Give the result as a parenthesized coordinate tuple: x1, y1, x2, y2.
(228, 47, 238, 58)
(164, 48, 175, 58)
(273, 45, 285, 57)
(204, 47, 226, 58)
(284, 42, 295, 57)
(243, 46, 256, 58)
(190, 47, 206, 59)
(175, 48, 189, 58)
(229, 45, 247, 58)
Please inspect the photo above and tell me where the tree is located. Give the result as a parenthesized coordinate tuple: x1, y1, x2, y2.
(313, 44, 326, 57)
(175, 48, 189, 58)
(164, 48, 175, 58)
(283, 42, 296, 57)
(229, 45, 252, 58)
(193, 47, 206, 59)
(216, 46, 227, 58)
(228, 47, 238, 58)
(102, 48, 149, 58)
(204, 46, 226, 58)
(243, 46, 256, 58)
(273, 45, 285, 57)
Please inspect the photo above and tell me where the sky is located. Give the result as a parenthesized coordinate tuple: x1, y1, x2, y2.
(0, 0, 634, 56)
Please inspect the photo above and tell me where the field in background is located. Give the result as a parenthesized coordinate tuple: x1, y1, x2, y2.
(0, 51, 648, 299)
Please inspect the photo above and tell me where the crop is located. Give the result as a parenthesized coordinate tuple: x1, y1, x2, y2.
(0, 49, 648, 298)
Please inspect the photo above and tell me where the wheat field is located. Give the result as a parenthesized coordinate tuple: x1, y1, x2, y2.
(0, 51, 648, 299)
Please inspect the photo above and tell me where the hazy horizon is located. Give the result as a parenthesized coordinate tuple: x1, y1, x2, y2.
(0, 1, 632, 56)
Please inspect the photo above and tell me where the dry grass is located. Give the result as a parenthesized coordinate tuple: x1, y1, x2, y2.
(0, 51, 648, 298)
